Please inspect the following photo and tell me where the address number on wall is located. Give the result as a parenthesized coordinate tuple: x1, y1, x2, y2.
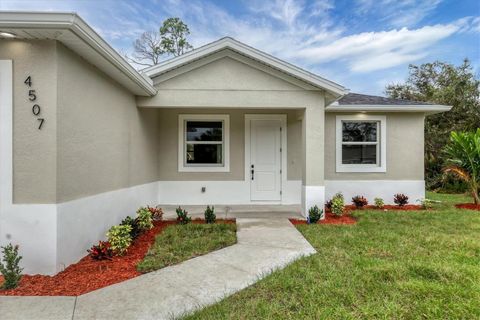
(24, 76, 45, 130)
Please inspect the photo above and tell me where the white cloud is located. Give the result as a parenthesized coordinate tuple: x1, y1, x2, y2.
(294, 20, 471, 72)
(356, 0, 443, 27)
(0, 0, 477, 76)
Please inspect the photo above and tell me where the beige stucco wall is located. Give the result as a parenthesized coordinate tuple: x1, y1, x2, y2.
(325, 113, 425, 180)
(56, 43, 160, 202)
(0, 40, 58, 203)
(157, 108, 302, 181)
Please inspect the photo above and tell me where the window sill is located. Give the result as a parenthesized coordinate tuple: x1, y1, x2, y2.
(336, 165, 386, 173)
(178, 166, 230, 173)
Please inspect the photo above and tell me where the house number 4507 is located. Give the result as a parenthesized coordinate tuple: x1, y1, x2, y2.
(24, 76, 45, 130)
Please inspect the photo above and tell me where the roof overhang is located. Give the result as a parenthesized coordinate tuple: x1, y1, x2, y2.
(143, 37, 349, 99)
(0, 11, 156, 96)
(326, 104, 452, 114)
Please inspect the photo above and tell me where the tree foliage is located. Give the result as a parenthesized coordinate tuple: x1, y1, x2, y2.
(127, 17, 193, 67)
(386, 59, 480, 190)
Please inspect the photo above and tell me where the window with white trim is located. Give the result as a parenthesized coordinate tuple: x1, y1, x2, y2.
(336, 115, 386, 173)
(178, 114, 230, 172)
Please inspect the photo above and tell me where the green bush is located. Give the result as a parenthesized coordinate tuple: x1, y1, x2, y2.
(374, 197, 385, 208)
(417, 198, 435, 210)
(204, 205, 216, 224)
(308, 205, 323, 224)
(0, 243, 23, 289)
(330, 193, 345, 216)
(107, 225, 132, 255)
(136, 207, 154, 231)
(176, 207, 191, 225)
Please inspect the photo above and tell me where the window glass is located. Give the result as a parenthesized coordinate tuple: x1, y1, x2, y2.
(186, 121, 222, 141)
(342, 145, 377, 164)
(342, 122, 377, 142)
(186, 144, 223, 164)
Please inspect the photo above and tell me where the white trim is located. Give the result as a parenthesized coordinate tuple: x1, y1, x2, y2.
(143, 37, 348, 97)
(301, 185, 325, 218)
(335, 115, 387, 173)
(178, 114, 230, 172)
(244, 114, 287, 201)
(325, 180, 425, 205)
(0, 11, 156, 96)
(326, 105, 452, 114)
(158, 180, 301, 205)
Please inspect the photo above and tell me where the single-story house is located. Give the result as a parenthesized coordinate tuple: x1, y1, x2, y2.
(0, 12, 451, 275)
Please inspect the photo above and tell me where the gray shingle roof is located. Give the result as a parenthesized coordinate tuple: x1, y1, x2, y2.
(338, 93, 433, 105)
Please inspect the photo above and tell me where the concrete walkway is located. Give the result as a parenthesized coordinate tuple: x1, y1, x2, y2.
(0, 218, 315, 320)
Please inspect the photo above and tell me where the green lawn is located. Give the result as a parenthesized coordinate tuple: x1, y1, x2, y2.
(137, 223, 237, 273)
(187, 193, 480, 319)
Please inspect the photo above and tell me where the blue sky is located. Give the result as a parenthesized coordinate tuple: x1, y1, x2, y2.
(2, 0, 479, 95)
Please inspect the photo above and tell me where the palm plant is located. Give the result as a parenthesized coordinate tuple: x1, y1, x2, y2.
(443, 129, 480, 204)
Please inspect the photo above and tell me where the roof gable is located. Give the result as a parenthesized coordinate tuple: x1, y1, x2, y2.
(144, 37, 348, 98)
(153, 51, 318, 91)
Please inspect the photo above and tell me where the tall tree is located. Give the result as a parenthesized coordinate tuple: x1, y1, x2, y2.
(127, 17, 193, 67)
(159, 17, 193, 57)
(385, 59, 480, 190)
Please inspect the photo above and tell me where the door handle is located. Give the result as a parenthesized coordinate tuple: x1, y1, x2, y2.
(251, 164, 254, 180)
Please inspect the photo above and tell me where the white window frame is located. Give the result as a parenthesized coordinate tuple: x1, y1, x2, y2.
(336, 115, 386, 173)
(178, 114, 230, 172)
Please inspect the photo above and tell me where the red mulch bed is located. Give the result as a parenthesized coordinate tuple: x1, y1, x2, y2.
(0, 219, 234, 296)
(290, 212, 357, 225)
(455, 203, 480, 211)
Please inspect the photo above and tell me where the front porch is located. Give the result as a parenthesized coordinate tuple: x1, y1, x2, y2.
(161, 204, 303, 220)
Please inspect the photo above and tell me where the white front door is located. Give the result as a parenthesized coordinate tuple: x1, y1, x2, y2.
(249, 119, 282, 201)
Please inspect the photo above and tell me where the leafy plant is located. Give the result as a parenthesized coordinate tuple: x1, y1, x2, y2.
(352, 195, 368, 208)
(87, 241, 113, 260)
(330, 193, 345, 216)
(417, 198, 435, 210)
(374, 197, 385, 209)
(0, 243, 23, 289)
(149, 206, 163, 221)
(443, 129, 480, 204)
(308, 205, 323, 224)
(325, 199, 332, 210)
(121, 216, 142, 239)
(394, 194, 409, 206)
(204, 205, 216, 224)
(176, 207, 191, 225)
(136, 207, 154, 231)
(107, 225, 132, 255)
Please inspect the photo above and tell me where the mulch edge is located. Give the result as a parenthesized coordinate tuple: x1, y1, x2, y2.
(455, 203, 480, 211)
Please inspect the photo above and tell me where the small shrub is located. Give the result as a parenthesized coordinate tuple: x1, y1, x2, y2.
(149, 206, 163, 221)
(394, 193, 409, 206)
(325, 199, 332, 210)
(352, 195, 368, 208)
(331, 193, 345, 216)
(204, 205, 216, 224)
(136, 207, 154, 231)
(374, 197, 385, 209)
(0, 243, 23, 289)
(107, 225, 132, 255)
(120, 216, 142, 239)
(308, 205, 323, 223)
(417, 198, 435, 210)
(176, 207, 191, 225)
(88, 241, 113, 260)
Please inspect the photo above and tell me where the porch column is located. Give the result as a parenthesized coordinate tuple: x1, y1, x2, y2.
(301, 104, 325, 217)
